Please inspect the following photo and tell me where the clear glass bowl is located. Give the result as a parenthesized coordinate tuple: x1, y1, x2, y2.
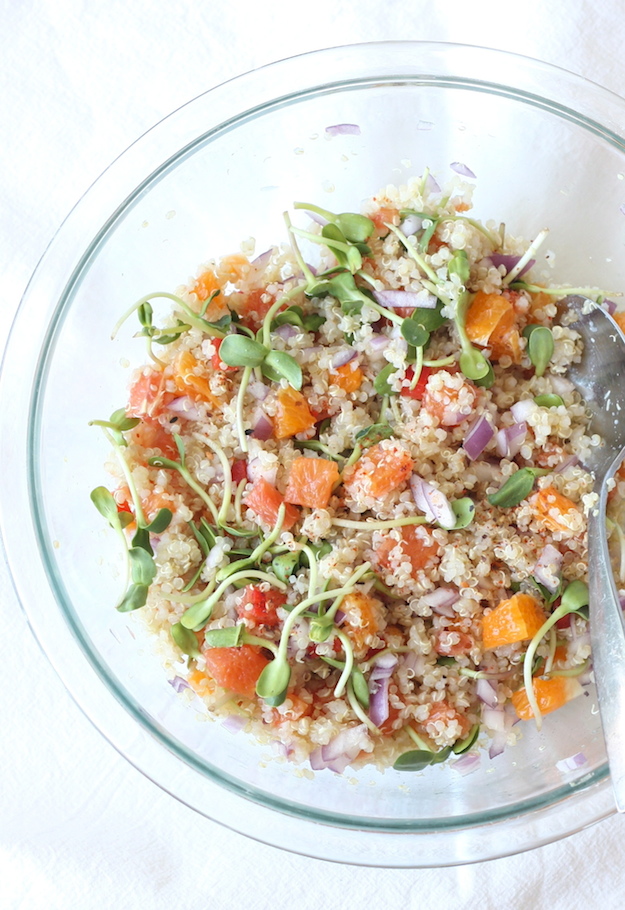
(2, 41, 624, 867)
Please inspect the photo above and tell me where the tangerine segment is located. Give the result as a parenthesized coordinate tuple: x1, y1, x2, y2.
(273, 387, 317, 439)
(341, 591, 385, 654)
(375, 525, 440, 575)
(332, 362, 364, 393)
(173, 350, 221, 408)
(127, 367, 174, 422)
(481, 593, 547, 650)
(203, 645, 270, 699)
(511, 676, 583, 721)
(283, 457, 340, 509)
(343, 440, 414, 499)
(465, 290, 514, 346)
(244, 477, 300, 531)
(530, 486, 581, 535)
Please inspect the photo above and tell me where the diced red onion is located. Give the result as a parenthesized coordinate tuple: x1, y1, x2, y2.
(310, 724, 367, 773)
(373, 289, 437, 309)
(451, 752, 481, 776)
(603, 299, 618, 316)
(556, 751, 588, 773)
(410, 476, 456, 529)
(400, 214, 423, 237)
(495, 422, 527, 459)
(221, 715, 247, 733)
(401, 651, 425, 677)
(248, 379, 270, 401)
(370, 652, 399, 679)
(369, 678, 390, 726)
(488, 729, 507, 759)
(424, 173, 441, 194)
(168, 676, 191, 694)
(510, 399, 536, 423)
(246, 455, 277, 486)
(553, 454, 579, 474)
(252, 248, 273, 269)
(167, 397, 201, 421)
(325, 123, 361, 136)
(422, 588, 459, 617)
(476, 677, 499, 708)
(450, 162, 476, 178)
(331, 347, 358, 369)
(274, 323, 298, 340)
(250, 412, 274, 441)
(482, 706, 507, 734)
(534, 544, 563, 593)
(463, 414, 494, 461)
(489, 253, 535, 279)
(368, 333, 389, 353)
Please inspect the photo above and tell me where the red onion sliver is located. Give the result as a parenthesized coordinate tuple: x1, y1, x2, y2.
(331, 347, 358, 369)
(463, 414, 494, 461)
(168, 676, 191, 694)
(476, 677, 499, 708)
(250, 412, 274, 441)
(482, 706, 507, 734)
(489, 252, 536, 278)
(274, 323, 298, 340)
(325, 123, 361, 136)
(510, 399, 536, 423)
(410, 476, 456, 529)
(450, 161, 476, 178)
(373, 289, 437, 309)
(556, 751, 588, 773)
(603, 299, 618, 316)
(534, 544, 563, 593)
(400, 214, 423, 237)
(553, 454, 579, 474)
(452, 752, 481, 776)
(368, 333, 389, 353)
(248, 379, 270, 401)
(252, 248, 273, 269)
(488, 729, 507, 759)
(422, 588, 460, 612)
(246, 455, 277, 486)
(311, 725, 368, 773)
(424, 173, 441, 194)
(495, 422, 527, 459)
(369, 677, 390, 727)
(221, 715, 247, 733)
(167, 397, 201, 421)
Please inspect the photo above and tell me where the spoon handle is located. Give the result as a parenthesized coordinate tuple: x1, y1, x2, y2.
(588, 494, 625, 813)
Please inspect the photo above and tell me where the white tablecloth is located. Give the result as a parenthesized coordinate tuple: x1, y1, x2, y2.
(3, 3, 625, 907)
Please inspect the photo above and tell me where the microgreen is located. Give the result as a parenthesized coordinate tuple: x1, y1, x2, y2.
(393, 746, 452, 772)
(401, 320, 430, 348)
(354, 423, 395, 448)
(487, 467, 550, 508)
(523, 324, 554, 377)
(111, 290, 228, 353)
(452, 723, 480, 755)
(374, 363, 397, 396)
(534, 393, 564, 408)
(171, 621, 201, 658)
(219, 334, 268, 368)
(260, 350, 303, 389)
(293, 202, 375, 244)
(450, 497, 476, 529)
(322, 656, 369, 709)
(89, 408, 140, 447)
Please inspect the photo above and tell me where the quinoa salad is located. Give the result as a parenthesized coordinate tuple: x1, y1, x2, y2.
(91, 169, 624, 775)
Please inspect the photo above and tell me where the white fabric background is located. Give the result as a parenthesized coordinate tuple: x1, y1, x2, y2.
(2, 2, 625, 907)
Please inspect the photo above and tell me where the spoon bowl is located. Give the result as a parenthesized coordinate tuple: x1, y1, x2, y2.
(564, 294, 625, 811)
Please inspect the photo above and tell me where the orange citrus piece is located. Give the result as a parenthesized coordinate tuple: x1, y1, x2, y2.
(273, 387, 316, 439)
(341, 591, 384, 653)
(375, 525, 440, 575)
(482, 593, 547, 650)
(204, 645, 270, 699)
(173, 350, 222, 408)
(530, 486, 580, 534)
(283, 457, 339, 509)
(511, 676, 583, 721)
(343, 441, 414, 499)
(465, 290, 514, 345)
(244, 477, 300, 531)
(332, 362, 364, 393)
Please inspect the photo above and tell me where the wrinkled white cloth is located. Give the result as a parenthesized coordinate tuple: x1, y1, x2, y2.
(3, 2, 625, 908)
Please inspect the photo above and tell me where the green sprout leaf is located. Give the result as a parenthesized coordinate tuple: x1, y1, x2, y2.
(145, 508, 173, 534)
(523, 325, 554, 377)
(393, 746, 452, 772)
(218, 334, 269, 368)
(451, 497, 476, 529)
(272, 552, 301, 583)
(355, 423, 395, 448)
(261, 350, 303, 389)
(374, 363, 397, 396)
(90, 486, 124, 528)
(452, 723, 480, 755)
(487, 467, 550, 508)
(171, 621, 201, 658)
(203, 625, 245, 648)
(256, 657, 292, 703)
(534, 393, 564, 408)
(128, 546, 157, 586)
(117, 583, 149, 612)
(401, 320, 430, 348)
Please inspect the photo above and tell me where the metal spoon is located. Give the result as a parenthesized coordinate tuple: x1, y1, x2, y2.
(565, 294, 625, 811)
